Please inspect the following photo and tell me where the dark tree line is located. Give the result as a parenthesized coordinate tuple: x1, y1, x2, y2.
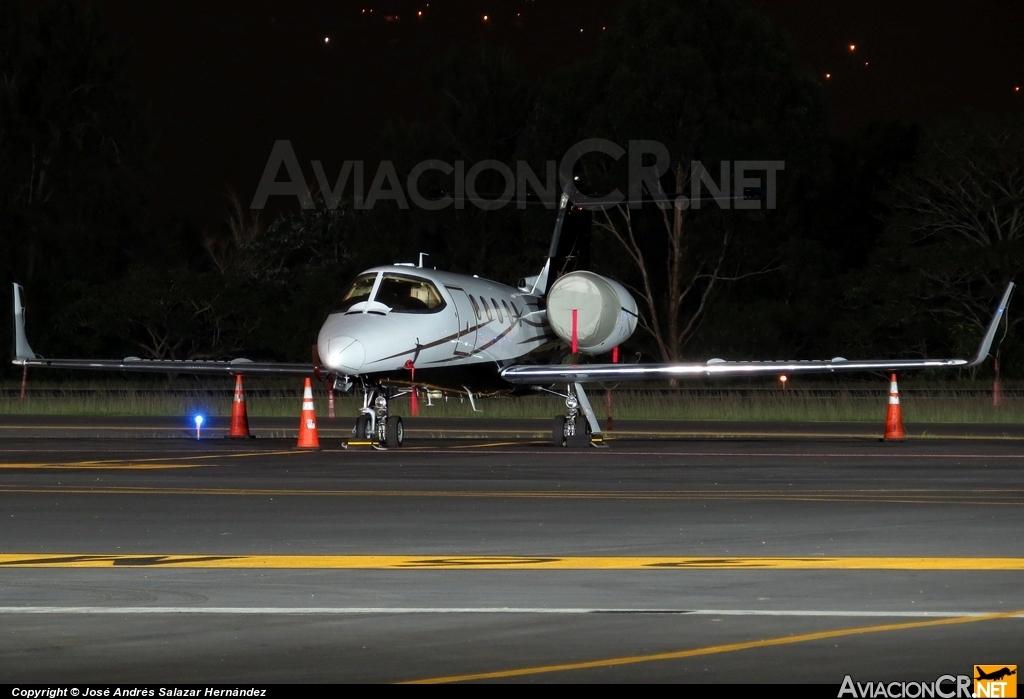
(3, 0, 1022, 377)
(0, 0, 151, 362)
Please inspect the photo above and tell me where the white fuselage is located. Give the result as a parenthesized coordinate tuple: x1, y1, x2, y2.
(316, 265, 554, 382)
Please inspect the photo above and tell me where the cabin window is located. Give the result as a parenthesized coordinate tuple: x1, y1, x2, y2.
(510, 302, 521, 318)
(469, 295, 482, 320)
(502, 300, 513, 321)
(338, 274, 377, 312)
(479, 296, 493, 321)
(492, 298, 503, 322)
(374, 274, 446, 313)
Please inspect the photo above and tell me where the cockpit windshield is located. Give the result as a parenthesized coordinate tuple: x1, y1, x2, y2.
(338, 274, 377, 312)
(374, 274, 445, 313)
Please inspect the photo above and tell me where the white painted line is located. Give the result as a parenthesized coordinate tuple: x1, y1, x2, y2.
(685, 609, 1024, 617)
(0, 606, 1021, 617)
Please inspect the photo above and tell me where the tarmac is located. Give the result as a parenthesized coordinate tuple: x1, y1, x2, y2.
(0, 416, 1022, 683)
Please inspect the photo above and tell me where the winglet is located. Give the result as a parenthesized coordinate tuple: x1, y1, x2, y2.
(966, 281, 1015, 367)
(12, 283, 37, 361)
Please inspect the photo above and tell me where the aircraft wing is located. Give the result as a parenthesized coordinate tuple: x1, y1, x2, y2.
(12, 356, 315, 376)
(501, 282, 1015, 385)
(11, 284, 314, 377)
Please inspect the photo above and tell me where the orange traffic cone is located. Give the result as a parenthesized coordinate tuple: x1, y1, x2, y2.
(227, 375, 251, 438)
(297, 378, 320, 449)
(883, 373, 904, 441)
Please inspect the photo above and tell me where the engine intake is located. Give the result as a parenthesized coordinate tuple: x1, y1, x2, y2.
(546, 271, 638, 354)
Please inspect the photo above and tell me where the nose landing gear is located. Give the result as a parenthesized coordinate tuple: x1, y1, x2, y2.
(352, 383, 404, 448)
(550, 383, 604, 449)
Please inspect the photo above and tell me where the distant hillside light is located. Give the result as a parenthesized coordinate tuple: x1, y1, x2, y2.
(483, 14, 488, 21)
(324, 36, 330, 43)
(849, 44, 856, 51)
(825, 73, 831, 79)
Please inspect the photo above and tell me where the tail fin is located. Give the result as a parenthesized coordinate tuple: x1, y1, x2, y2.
(12, 283, 37, 361)
(966, 281, 1015, 367)
(518, 193, 569, 295)
(552, 205, 592, 276)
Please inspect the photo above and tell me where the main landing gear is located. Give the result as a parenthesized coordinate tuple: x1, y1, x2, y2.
(550, 383, 604, 449)
(353, 383, 404, 448)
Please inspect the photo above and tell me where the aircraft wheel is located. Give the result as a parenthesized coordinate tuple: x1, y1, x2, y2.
(552, 416, 566, 448)
(385, 415, 404, 448)
(355, 415, 371, 440)
(567, 420, 591, 449)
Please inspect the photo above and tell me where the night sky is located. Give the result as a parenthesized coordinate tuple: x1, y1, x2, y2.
(96, 0, 1024, 233)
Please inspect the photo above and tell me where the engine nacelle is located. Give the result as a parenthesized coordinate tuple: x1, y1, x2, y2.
(546, 271, 638, 354)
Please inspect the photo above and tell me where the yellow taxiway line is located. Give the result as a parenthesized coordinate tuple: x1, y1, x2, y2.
(2, 554, 1024, 570)
(0, 463, 206, 470)
(403, 607, 1024, 683)
(448, 441, 522, 449)
(0, 484, 1018, 506)
(0, 450, 309, 470)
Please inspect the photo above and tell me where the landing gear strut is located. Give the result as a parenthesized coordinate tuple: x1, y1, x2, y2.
(353, 383, 404, 448)
(551, 383, 603, 448)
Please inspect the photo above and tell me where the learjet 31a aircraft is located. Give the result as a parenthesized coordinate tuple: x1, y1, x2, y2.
(11, 194, 1016, 448)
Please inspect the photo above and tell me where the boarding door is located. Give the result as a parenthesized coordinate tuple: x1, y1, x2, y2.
(445, 286, 479, 358)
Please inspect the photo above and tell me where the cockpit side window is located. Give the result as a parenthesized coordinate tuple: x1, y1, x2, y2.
(375, 274, 446, 313)
(338, 274, 377, 312)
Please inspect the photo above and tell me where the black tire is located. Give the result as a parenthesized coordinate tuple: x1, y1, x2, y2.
(552, 416, 566, 448)
(354, 415, 371, 440)
(567, 419, 592, 449)
(386, 415, 404, 448)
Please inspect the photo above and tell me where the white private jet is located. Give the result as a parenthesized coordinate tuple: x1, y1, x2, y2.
(12, 194, 1015, 448)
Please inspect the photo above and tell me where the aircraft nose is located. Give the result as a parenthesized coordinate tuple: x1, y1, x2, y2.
(323, 336, 365, 373)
